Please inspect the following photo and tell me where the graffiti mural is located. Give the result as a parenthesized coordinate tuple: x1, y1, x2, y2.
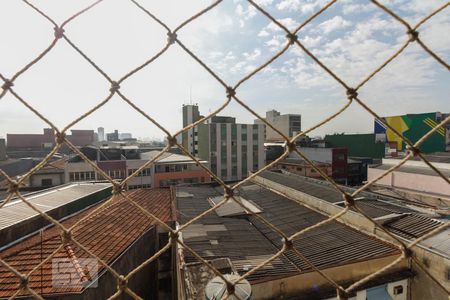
(374, 112, 446, 154)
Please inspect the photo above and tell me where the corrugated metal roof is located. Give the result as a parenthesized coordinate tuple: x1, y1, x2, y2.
(383, 214, 442, 240)
(0, 188, 173, 298)
(257, 171, 444, 245)
(241, 188, 398, 272)
(0, 183, 111, 230)
(259, 171, 344, 203)
(176, 185, 399, 284)
(177, 186, 301, 283)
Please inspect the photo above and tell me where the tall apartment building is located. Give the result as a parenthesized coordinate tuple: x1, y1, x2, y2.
(97, 127, 105, 141)
(106, 130, 119, 141)
(183, 104, 265, 181)
(182, 104, 201, 155)
(255, 110, 301, 142)
(0, 139, 6, 161)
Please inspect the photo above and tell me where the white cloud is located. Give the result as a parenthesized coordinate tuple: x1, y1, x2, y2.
(277, 0, 330, 14)
(318, 16, 352, 34)
(342, 3, 376, 15)
(261, 17, 298, 33)
(258, 29, 270, 37)
(300, 35, 323, 48)
(243, 48, 262, 61)
(235, 3, 257, 28)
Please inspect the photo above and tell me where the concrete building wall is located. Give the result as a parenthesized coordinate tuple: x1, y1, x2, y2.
(29, 173, 64, 187)
(237, 125, 242, 179)
(126, 159, 153, 188)
(264, 110, 301, 142)
(182, 105, 200, 155)
(409, 246, 450, 300)
(250, 256, 408, 300)
(65, 161, 96, 182)
(290, 147, 348, 182)
(247, 124, 254, 174)
(258, 124, 265, 170)
(277, 163, 332, 178)
(291, 147, 333, 163)
(368, 168, 450, 196)
(0, 139, 6, 161)
(154, 169, 211, 187)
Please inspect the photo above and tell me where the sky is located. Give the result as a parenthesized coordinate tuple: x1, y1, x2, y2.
(0, 0, 449, 141)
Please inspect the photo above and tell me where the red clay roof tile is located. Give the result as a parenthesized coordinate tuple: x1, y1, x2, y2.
(0, 188, 173, 298)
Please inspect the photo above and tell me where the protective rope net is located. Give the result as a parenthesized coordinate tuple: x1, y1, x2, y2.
(0, 1, 449, 299)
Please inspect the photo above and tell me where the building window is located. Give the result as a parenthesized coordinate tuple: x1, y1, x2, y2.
(393, 285, 403, 295)
(334, 153, 345, 161)
(41, 178, 53, 186)
(232, 166, 237, 176)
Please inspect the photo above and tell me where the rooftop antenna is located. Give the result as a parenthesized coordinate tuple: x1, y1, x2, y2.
(189, 85, 193, 105)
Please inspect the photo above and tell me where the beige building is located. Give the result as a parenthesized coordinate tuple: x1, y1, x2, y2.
(255, 110, 301, 142)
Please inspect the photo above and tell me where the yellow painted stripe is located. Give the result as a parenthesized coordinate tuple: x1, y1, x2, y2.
(423, 119, 444, 136)
(423, 119, 445, 136)
(425, 118, 445, 134)
(425, 118, 445, 135)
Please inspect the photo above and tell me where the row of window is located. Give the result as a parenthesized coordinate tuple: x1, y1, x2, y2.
(106, 170, 125, 179)
(128, 184, 151, 189)
(69, 170, 126, 181)
(159, 176, 206, 187)
(155, 164, 189, 173)
(69, 172, 96, 181)
(128, 168, 152, 177)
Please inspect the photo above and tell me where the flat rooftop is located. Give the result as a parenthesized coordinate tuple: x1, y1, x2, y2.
(0, 182, 111, 231)
(371, 164, 450, 178)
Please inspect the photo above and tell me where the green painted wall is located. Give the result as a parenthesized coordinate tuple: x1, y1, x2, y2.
(385, 113, 445, 153)
(324, 133, 385, 159)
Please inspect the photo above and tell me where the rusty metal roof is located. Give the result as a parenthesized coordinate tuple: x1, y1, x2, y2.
(176, 185, 399, 285)
(0, 188, 173, 298)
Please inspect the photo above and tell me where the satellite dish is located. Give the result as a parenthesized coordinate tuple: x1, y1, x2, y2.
(205, 274, 251, 300)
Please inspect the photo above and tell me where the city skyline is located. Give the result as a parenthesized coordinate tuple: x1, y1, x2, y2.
(1, 0, 448, 140)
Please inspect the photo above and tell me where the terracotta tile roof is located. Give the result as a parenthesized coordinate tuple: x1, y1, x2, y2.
(0, 188, 173, 298)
